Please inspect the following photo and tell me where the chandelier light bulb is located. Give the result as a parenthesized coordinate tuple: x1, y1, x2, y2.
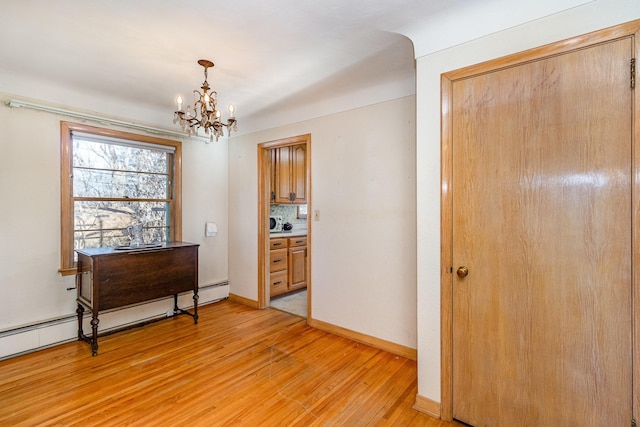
(176, 96, 183, 111)
(228, 104, 235, 118)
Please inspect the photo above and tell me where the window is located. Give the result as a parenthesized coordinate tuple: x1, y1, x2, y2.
(297, 204, 307, 219)
(60, 122, 182, 275)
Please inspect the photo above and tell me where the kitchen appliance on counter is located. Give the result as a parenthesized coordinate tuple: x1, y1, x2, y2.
(269, 215, 283, 232)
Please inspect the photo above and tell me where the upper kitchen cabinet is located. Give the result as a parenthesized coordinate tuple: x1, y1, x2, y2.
(273, 144, 306, 204)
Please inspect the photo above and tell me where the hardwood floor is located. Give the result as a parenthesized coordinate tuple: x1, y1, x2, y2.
(0, 300, 461, 426)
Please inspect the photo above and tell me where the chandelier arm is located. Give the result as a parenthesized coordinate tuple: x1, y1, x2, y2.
(192, 89, 204, 103)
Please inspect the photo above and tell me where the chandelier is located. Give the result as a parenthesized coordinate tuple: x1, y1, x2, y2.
(173, 59, 238, 142)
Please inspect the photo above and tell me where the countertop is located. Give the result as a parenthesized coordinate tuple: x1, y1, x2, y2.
(269, 230, 307, 238)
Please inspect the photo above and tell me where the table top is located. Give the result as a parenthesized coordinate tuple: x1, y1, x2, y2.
(75, 241, 199, 257)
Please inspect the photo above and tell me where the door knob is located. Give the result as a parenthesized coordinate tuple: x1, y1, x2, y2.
(456, 266, 469, 278)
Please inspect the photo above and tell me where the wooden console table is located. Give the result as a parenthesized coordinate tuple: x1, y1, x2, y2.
(75, 241, 199, 356)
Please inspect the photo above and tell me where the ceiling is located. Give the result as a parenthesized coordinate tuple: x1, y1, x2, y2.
(0, 0, 591, 136)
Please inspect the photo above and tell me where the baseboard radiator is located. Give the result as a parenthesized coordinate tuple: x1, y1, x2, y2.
(0, 281, 229, 361)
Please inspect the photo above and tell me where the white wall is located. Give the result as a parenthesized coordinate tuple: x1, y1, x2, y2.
(229, 96, 417, 348)
(415, 0, 640, 403)
(0, 97, 229, 358)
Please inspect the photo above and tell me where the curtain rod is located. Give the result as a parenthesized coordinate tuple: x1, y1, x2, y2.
(5, 99, 213, 143)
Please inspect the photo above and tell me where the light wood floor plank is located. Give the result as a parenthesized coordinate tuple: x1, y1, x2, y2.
(0, 300, 461, 426)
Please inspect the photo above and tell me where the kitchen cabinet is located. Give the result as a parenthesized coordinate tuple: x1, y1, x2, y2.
(288, 237, 307, 291)
(270, 238, 288, 297)
(269, 235, 307, 297)
(269, 148, 277, 204)
(273, 144, 306, 204)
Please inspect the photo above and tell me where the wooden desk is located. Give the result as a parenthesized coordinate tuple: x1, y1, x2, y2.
(75, 241, 199, 356)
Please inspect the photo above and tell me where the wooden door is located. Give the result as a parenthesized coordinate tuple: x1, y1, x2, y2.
(451, 38, 633, 426)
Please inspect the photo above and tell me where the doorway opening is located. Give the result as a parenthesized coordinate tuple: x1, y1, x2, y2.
(257, 134, 311, 319)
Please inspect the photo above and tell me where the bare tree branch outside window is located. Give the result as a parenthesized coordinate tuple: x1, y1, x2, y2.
(72, 138, 172, 253)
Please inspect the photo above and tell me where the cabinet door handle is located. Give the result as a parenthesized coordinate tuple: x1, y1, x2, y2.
(295, 240, 303, 243)
(273, 243, 282, 246)
(271, 191, 275, 201)
(273, 259, 282, 263)
(273, 281, 282, 285)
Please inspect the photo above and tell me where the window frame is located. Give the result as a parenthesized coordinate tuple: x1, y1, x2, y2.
(297, 205, 307, 219)
(59, 121, 182, 275)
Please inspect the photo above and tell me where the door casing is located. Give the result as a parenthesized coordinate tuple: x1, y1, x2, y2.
(257, 134, 312, 313)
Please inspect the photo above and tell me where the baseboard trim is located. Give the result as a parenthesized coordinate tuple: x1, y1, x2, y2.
(228, 293, 259, 309)
(414, 394, 441, 419)
(307, 318, 417, 360)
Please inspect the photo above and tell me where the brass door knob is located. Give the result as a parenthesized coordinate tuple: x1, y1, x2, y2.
(456, 266, 469, 278)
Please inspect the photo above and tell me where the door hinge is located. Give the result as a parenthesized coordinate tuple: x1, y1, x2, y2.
(632, 418, 636, 427)
(632, 58, 636, 89)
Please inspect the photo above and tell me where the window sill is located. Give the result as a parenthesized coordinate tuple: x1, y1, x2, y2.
(59, 267, 77, 276)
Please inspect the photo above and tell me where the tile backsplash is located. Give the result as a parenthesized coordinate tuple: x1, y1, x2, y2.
(270, 204, 307, 228)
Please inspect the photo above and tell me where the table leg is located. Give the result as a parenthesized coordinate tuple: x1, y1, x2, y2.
(173, 294, 179, 314)
(193, 292, 199, 324)
(90, 315, 99, 356)
(76, 303, 84, 341)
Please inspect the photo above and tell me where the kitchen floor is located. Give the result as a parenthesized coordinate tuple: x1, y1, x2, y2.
(270, 290, 307, 317)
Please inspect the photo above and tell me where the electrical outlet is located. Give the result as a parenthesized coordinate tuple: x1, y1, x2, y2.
(314, 209, 320, 221)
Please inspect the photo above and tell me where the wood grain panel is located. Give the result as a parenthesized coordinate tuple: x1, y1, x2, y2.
(270, 248, 288, 273)
(441, 20, 640, 424)
(291, 144, 307, 202)
(269, 237, 287, 250)
(451, 37, 632, 426)
(258, 147, 272, 308)
(274, 145, 293, 204)
(634, 26, 640, 424)
(0, 300, 460, 426)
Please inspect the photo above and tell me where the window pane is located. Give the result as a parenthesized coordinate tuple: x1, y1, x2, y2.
(73, 139, 168, 173)
(74, 200, 170, 250)
(73, 168, 169, 199)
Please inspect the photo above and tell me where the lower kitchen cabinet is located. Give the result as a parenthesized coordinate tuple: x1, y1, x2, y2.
(269, 235, 307, 297)
(288, 238, 307, 291)
(270, 270, 288, 296)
